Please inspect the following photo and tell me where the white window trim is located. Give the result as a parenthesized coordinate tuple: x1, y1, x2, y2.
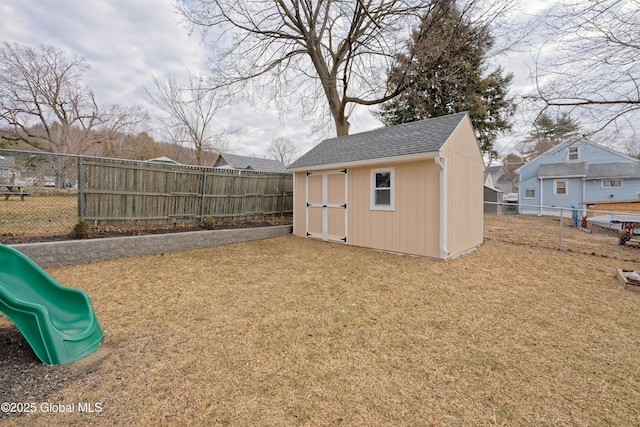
(566, 146, 580, 161)
(370, 167, 395, 211)
(524, 188, 535, 199)
(601, 178, 623, 188)
(554, 179, 569, 196)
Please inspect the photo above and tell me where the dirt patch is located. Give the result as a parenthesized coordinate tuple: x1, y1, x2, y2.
(2, 214, 640, 425)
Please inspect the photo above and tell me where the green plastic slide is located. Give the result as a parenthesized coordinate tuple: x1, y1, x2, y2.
(0, 244, 102, 365)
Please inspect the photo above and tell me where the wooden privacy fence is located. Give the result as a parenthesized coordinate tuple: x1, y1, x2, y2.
(78, 158, 293, 225)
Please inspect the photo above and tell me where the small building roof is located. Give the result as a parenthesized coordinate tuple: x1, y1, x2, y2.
(539, 162, 587, 178)
(588, 162, 640, 179)
(486, 165, 506, 174)
(215, 153, 287, 172)
(497, 172, 517, 183)
(288, 112, 469, 170)
(539, 161, 640, 179)
(147, 156, 180, 165)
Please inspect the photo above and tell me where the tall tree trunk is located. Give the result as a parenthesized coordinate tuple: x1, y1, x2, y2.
(334, 115, 350, 137)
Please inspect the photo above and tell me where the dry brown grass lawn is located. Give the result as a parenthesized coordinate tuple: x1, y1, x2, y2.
(0, 194, 77, 237)
(3, 214, 640, 426)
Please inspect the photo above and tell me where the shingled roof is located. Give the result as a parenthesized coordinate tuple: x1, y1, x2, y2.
(288, 112, 469, 170)
(538, 161, 640, 179)
(215, 153, 286, 172)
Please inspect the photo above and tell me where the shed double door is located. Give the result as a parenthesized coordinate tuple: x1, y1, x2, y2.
(306, 170, 348, 242)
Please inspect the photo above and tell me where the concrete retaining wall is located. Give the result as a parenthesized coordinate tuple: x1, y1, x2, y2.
(10, 225, 293, 267)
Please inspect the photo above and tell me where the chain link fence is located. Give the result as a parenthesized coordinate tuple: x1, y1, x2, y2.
(0, 149, 293, 243)
(484, 201, 640, 261)
(0, 149, 79, 242)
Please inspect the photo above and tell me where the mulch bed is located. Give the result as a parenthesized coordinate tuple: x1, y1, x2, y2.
(1, 216, 293, 245)
(0, 327, 95, 421)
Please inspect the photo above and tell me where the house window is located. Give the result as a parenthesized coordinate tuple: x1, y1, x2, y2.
(524, 188, 535, 199)
(567, 146, 580, 161)
(602, 179, 623, 188)
(554, 179, 568, 196)
(370, 168, 395, 210)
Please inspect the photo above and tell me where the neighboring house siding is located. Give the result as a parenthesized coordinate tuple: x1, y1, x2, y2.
(496, 174, 517, 193)
(585, 178, 640, 201)
(522, 177, 640, 215)
(517, 140, 638, 215)
(518, 176, 541, 213)
(519, 141, 630, 183)
(539, 178, 583, 213)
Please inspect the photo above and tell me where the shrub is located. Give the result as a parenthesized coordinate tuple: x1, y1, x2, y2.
(72, 220, 92, 239)
(202, 217, 216, 230)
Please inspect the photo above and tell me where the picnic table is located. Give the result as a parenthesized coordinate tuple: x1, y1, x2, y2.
(1, 184, 28, 201)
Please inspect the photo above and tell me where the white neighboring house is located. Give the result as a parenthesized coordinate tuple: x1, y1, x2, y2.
(485, 165, 517, 194)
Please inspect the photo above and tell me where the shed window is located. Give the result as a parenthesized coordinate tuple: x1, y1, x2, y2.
(370, 168, 395, 210)
(602, 179, 623, 188)
(524, 188, 535, 199)
(554, 179, 568, 196)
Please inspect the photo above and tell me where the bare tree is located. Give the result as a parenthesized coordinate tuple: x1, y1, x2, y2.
(622, 135, 640, 159)
(269, 136, 297, 166)
(531, 0, 640, 133)
(147, 72, 240, 165)
(0, 42, 148, 154)
(178, 0, 519, 137)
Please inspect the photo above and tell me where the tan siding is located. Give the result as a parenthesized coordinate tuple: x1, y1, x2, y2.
(348, 161, 440, 258)
(440, 117, 485, 257)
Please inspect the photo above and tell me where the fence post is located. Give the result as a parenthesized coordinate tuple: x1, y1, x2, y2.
(559, 207, 563, 250)
(77, 156, 84, 221)
(200, 169, 207, 224)
(280, 173, 286, 217)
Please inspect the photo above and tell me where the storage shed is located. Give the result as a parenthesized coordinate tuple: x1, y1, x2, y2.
(288, 112, 484, 259)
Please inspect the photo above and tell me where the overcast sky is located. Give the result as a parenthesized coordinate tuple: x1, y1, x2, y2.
(0, 0, 553, 161)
